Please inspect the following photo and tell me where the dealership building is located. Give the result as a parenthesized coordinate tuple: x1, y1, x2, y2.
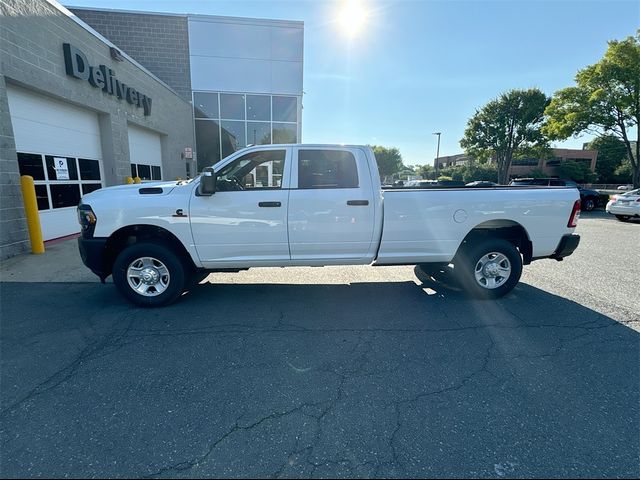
(0, 0, 304, 258)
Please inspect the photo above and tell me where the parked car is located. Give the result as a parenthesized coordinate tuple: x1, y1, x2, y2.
(466, 181, 498, 187)
(78, 144, 581, 306)
(617, 184, 634, 190)
(606, 188, 640, 221)
(508, 178, 602, 211)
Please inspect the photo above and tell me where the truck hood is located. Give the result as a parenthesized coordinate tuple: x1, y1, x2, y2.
(80, 180, 191, 204)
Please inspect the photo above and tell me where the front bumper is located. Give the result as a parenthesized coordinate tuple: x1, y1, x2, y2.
(550, 234, 580, 261)
(78, 237, 108, 281)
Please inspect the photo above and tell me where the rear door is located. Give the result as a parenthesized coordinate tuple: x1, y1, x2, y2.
(287, 147, 376, 263)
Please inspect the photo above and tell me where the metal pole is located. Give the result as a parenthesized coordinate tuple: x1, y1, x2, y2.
(20, 175, 44, 254)
(433, 132, 441, 178)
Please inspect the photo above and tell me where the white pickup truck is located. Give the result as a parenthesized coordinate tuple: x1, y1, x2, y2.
(77, 144, 581, 306)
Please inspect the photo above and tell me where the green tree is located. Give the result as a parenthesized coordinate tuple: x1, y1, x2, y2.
(556, 160, 597, 183)
(544, 32, 640, 187)
(461, 88, 550, 184)
(586, 135, 628, 183)
(372, 146, 403, 178)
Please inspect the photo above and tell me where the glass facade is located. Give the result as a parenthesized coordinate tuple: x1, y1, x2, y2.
(193, 92, 299, 172)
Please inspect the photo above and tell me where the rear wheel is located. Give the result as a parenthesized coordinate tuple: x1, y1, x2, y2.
(615, 215, 631, 222)
(582, 198, 596, 211)
(455, 238, 522, 299)
(113, 242, 186, 307)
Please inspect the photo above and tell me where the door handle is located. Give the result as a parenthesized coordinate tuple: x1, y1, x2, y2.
(347, 200, 369, 206)
(258, 201, 281, 207)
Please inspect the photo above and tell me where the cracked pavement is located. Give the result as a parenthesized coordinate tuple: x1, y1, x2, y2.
(1, 212, 639, 478)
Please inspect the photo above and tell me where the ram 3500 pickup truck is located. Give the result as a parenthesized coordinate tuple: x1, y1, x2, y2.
(77, 144, 581, 306)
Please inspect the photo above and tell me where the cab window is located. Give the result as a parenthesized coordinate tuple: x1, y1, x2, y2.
(298, 149, 358, 189)
(216, 150, 286, 191)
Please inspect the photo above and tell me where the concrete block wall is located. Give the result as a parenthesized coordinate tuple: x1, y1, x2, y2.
(0, 0, 195, 259)
(70, 8, 192, 102)
(0, 75, 29, 258)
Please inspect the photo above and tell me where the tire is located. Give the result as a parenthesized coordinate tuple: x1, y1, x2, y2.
(582, 198, 596, 212)
(112, 242, 186, 307)
(454, 238, 522, 299)
(615, 215, 630, 222)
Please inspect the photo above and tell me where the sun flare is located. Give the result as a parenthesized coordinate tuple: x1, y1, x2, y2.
(338, 0, 368, 38)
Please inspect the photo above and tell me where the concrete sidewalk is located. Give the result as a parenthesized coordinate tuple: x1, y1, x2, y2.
(0, 236, 102, 283)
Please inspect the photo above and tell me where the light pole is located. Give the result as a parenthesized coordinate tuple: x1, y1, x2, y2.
(433, 132, 441, 178)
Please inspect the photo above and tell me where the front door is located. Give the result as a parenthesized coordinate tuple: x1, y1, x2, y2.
(190, 147, 292, 268)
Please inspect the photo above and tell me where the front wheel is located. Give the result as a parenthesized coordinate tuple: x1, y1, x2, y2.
(455, 239, 523, 299)
(113, 242, 186, 307)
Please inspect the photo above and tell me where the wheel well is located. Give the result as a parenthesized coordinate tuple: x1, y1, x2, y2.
(456, 221, 533, 265)
(102, 225, 197, 277)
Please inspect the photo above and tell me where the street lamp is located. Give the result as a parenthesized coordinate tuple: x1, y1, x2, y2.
(433, 132, 441, 178)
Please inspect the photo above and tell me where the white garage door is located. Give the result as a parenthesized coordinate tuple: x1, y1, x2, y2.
(127, 124, 163, 181)
(7, 85, 104, 241)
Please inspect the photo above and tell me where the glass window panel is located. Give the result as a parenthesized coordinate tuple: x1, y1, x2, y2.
(45, 156, 78, 181)
(79, 158, 101, 180)
(195, 119, 221, 172)
(272, 123, 297, 144)
(35, 185, 49, 210)
(247, 122, 271, 145)
(152, 166, 162, 180)
(246, 95, 270, 121)
(17, 153, 45, 180)
(50, 184, 81, 209)
(131, 164, 137, 178)
(298, 150, 358, 189)
(137, 164, 151, 180)
(273, 96, 297, 122)
(82, 184, 102, 195)
(216, 150, 286, 191)
(193, 92, 219, 119)
(221, 121, 246, 159)
(220, 93, 245, 120)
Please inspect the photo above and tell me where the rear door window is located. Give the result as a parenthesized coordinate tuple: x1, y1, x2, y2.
(298, 149, 358, 189)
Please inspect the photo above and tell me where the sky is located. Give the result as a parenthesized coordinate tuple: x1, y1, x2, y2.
(65, 0, 640, 166)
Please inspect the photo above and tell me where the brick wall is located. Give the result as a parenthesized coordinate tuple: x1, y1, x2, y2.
(70, 8, 192, 102)
(0, 0, 195, 259)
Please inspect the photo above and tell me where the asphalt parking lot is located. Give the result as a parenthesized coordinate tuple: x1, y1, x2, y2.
(1, 211, 638, 478)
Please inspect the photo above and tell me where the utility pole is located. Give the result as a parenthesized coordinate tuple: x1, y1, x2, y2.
(433, 132, 441, 178)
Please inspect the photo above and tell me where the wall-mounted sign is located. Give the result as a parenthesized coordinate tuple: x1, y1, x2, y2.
(63, 43, 153, 116)
(53, 157, 69, 180)
(184, 147, 193, 159)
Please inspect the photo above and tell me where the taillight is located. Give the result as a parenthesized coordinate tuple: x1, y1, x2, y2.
(568, 199, 581, 227)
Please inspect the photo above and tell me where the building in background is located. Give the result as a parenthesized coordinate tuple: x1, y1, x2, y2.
(1, 0, 194, 256)
(71, 7, 304, 173)
(434, 148, 598, 180)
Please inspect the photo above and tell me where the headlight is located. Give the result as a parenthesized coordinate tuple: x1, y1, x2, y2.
(77, 204, 97, 233)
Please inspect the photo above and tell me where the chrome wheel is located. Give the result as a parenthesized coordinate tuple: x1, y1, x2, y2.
(474, 252, 511, 289)
(127, 257, 170, 296)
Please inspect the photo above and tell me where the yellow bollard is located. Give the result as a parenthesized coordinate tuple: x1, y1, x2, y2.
(20, 175, 45, 254)
(133, 176, 141, 184)
(125, 176, 134, 184)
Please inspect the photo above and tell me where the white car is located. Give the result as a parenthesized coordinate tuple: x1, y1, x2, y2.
(606, 188, 640, 221)
(617, 184, 634, 190)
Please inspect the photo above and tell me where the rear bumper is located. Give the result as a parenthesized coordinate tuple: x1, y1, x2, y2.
(78, 237, 108, 280)
(550, 234, 580, 261)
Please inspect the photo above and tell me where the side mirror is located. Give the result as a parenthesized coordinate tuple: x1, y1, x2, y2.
(198, 167, 216, 196)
